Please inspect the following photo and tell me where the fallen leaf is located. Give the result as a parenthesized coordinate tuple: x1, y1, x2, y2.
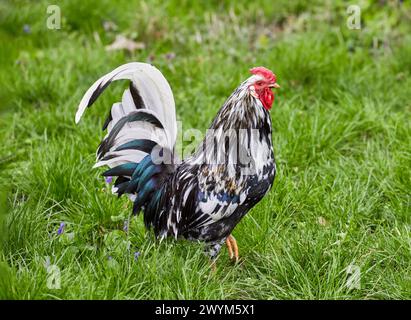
(105, 35, 145, 53)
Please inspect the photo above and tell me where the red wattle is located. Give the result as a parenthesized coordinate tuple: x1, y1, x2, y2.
(260, 88, 274, 110)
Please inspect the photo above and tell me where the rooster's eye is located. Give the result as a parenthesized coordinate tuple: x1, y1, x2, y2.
(256, 81, 263, 86)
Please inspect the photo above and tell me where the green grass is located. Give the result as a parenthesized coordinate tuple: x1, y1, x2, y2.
(0, 0, 410, 299)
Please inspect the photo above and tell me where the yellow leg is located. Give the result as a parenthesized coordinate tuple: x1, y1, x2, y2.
(226, 236, 234, 259)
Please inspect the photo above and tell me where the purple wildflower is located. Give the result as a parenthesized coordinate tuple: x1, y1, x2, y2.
(165, 52, 176, 61)
(123, 219, 129, 233)
(134, 251, 141, 261)
(23, 24, 31, 34)
(147, 54, 155, 63)
(57, 222, 65, 235)
(105, 176, 113, 184)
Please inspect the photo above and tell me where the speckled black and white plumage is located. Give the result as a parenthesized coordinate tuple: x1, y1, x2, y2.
(76, 63, 276, 259)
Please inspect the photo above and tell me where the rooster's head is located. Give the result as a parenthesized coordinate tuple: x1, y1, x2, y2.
(248, 66, 280, 111)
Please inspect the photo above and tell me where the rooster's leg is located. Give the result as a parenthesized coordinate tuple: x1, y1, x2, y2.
(225, 236, 234, 259)
(226, 235, 239, 263)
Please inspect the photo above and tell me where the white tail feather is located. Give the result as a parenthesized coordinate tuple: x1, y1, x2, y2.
(76, 62, 177, 169)
(93, 151, 147, 168)
(76, 62, 176, 147)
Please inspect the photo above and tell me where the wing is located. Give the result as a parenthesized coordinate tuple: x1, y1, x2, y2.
(153, 163, 247, 239)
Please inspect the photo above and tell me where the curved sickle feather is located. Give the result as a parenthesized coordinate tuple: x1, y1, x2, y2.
(75, 62, 177, 149)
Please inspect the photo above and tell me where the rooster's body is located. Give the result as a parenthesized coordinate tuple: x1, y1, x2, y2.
(76, 63, 279, 259)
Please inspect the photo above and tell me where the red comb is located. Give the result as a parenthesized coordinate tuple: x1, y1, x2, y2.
(249, 66, 276, 83)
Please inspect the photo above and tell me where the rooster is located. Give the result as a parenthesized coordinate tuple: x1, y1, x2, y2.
(76, 63, 280, 263)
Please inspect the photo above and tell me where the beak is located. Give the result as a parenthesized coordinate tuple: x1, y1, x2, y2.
(270, 83, 280, 89)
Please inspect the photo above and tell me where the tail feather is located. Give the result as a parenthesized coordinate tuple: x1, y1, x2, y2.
(96, 109, 164, 162)
(114, 181, 130, 197)
(93, 151, 147, 169)
(114, 139, 157, 153)
(76, 62, 176, 217)
(76, 62, 177, 149)
(102, 163, 138, 177)
(132, 177, 160, 215)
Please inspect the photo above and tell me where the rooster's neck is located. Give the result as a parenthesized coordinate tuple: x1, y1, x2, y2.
(209, 84, 271, 132)
(188, 83, 274, 170)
